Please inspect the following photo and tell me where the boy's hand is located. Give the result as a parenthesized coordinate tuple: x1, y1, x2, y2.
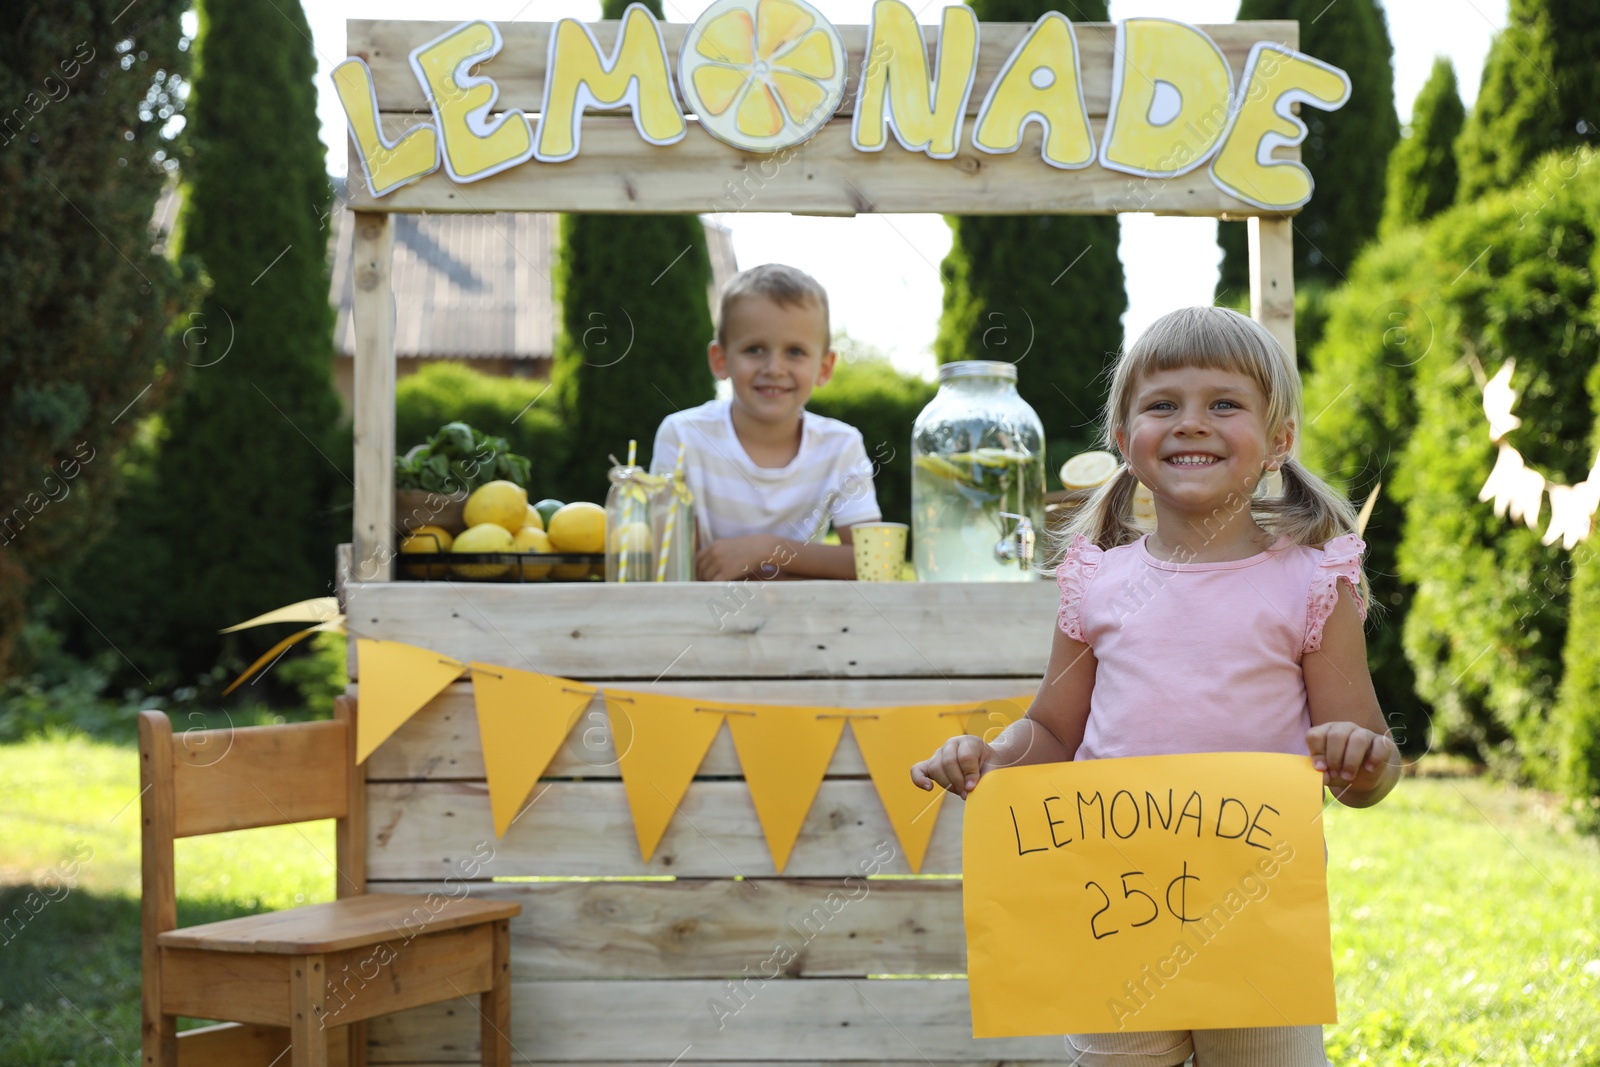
(696, 535, 793, 582)
(910, 735, 999, 800)
(1305, 721, 1395, 792)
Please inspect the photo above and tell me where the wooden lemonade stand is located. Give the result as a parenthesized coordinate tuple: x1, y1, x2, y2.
(334, 6, 1332, 1062)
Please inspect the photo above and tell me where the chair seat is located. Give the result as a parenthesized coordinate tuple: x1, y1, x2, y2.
(157, 892, 520, 955)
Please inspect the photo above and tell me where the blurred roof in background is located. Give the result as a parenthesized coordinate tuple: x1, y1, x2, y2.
(152, 180, 738, 367)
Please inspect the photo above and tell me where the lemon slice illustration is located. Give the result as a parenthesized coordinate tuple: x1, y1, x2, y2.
(679, 0, 846, 153)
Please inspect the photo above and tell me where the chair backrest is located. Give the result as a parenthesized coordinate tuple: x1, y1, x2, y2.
(139, 698, 364, 941)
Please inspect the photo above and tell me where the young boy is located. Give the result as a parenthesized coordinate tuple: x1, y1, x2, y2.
(650, 264, 882, 581)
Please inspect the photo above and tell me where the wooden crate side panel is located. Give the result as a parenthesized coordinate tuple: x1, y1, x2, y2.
(352, 116, 1286, 216)
(365, 979, 1069, 1062)
(350, 20, 1298, 120)
(367, 780, 963, 879)
(365, 679, 1034, 780)
(341, 579, 1059, 680)
(376, 879, 964, 979)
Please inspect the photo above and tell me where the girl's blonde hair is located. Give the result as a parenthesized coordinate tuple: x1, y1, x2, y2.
(1062, 306, 1369, 601)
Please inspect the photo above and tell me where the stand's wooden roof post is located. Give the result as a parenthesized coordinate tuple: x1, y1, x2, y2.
(1248, 216, 1296, 365)
(352, 210, 396, 581)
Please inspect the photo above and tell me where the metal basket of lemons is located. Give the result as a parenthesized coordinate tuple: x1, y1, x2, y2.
(398, 483, 606, 581)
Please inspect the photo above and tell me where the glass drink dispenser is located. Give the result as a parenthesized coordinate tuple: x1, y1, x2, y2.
(911, 361, 1046, 582)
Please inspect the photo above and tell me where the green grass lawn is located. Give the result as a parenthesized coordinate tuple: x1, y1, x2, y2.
(2, 735, 1597, 1065)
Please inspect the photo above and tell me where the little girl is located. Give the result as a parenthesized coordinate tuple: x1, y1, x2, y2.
(911, 306, 1400, 1067)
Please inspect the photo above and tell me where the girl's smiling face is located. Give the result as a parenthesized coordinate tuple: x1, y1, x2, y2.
(1115, 365, 1292, 518)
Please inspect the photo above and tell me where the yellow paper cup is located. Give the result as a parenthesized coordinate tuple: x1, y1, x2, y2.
(851, 522, 908, 581)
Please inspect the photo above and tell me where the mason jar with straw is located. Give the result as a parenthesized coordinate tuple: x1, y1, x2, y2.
(651, 444, 696, 582)
(605, 440, 663, 583)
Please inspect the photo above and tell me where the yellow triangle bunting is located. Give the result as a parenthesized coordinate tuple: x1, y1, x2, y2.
(606, 690, 729, 862)
(850, 705, 964, 875)
(354, 639, 464, 763)
(726, 707, 846, 874)
(849, 696, 1030, 874)
(471, 665, 597, 838)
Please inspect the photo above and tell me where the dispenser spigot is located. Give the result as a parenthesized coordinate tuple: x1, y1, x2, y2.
(995, 511, 1036, 570)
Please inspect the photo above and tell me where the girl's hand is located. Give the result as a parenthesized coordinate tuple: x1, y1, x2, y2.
(1305, 721, 1395, 792)
(910, 735, 999, 800)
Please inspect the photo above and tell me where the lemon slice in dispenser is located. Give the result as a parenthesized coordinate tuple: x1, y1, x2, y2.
(680, 0, 846, 153)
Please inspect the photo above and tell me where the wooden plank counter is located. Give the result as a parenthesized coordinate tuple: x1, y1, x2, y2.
(339, 572, 1071, 1063)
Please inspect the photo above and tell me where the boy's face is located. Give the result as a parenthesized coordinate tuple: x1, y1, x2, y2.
(709, 295, 836, 427)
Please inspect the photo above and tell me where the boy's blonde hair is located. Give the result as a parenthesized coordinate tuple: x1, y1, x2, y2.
(717, 263, 831, 348)
(1063, 306, 1369, 601)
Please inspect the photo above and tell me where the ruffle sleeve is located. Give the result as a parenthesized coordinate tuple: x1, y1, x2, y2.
(1055, 533, 1104, 643)
(1304, 533, 1367, 654)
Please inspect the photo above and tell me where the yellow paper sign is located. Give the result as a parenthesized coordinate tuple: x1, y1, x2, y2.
(963, 752, 1334, 1036)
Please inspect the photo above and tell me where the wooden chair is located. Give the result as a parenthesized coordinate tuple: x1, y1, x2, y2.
(139, 697, 520, 1067)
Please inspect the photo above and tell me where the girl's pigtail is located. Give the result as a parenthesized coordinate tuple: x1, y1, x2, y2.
(1058, 464, 1143, 552)
(1260, 457, 1372, 608)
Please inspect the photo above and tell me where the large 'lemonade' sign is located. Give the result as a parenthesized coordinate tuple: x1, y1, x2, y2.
(332, 0, 1351, 211)
(963, 753, 1336, 1035)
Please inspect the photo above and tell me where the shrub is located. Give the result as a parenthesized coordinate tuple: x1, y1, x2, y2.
(1302, 229, 1441, 753)
(1394, 150, 1599, 785)
(395, 362, 571, 500)
(807, 342, 937, 529)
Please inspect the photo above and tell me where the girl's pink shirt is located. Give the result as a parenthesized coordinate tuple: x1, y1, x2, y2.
(1055, 531, 1367, 761)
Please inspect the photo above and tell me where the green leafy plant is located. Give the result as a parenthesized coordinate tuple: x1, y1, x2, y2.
(395, 421, 532, 493)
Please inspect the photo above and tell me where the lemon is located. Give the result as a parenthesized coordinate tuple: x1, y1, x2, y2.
(399, 525, 453, 579)
(1060, 450, 1119, 490)
(511, 526, 554, 580)
(546, 502, 606, 554)
(610, 521, 654, 555)
(463, 481, 529, 533)
(914, 453, 967, 482)
(523, 504, 544, 532)
(679, 0, 846, 153)
(451, 522, 514, 579)
(1132, 481, 1157, 530)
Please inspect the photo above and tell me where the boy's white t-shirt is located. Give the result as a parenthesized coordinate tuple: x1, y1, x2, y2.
(649, 398, 882, 544)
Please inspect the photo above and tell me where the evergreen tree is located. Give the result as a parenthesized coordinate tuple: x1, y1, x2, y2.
(1216, 0, 1399, 302)
(0, 0, 194, 676)
(1380, 57, 1464, 233)
(936, 0, 1124, 473)
(1455, 0, 1600, 200)
(77, 0, 345, 683)
(552, 0, 716, 493)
